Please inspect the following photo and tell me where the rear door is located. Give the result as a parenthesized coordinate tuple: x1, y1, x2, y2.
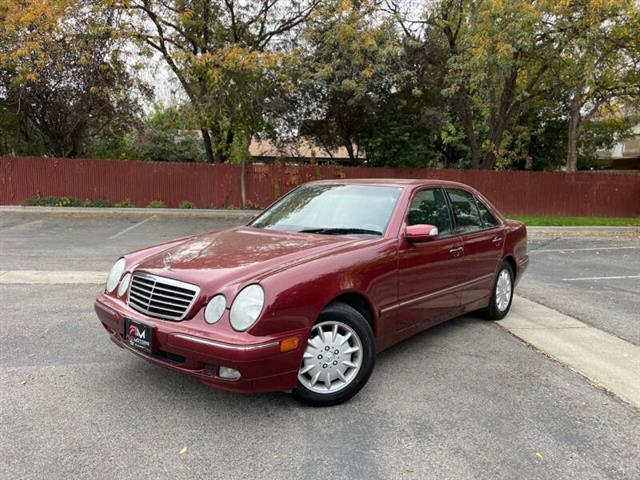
(445, 189, 505, 309)
(396, 188, 466, 330)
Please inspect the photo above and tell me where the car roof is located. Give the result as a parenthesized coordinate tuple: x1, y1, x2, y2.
(307, 178, 472, 189)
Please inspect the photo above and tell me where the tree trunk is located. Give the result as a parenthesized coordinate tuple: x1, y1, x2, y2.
(240, 154, 246, 208)
(344, 139, 356, 162)
(456, 89, 481, 168)
(201, 129, 215, 163)
(566, 102, 581, 173)
(481, 68, 520, 170)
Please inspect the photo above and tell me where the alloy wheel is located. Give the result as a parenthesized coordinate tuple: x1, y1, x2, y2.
(298, 321, 363, 394)
(496, 269, 512, 312)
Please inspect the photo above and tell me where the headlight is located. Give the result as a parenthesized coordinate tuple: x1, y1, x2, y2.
(204, 295, 226, 324)
(117, 272, 131, 297)
(230, 284, 264, 331)
(106, 258, 126, 293)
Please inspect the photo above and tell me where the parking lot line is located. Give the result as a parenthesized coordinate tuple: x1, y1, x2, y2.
(0, 219, 46, 232)
(499, 296, 640, 409)
(0, 270, 105, 284)
(561, 275, 640, 281)
(108, 215, 156, 239)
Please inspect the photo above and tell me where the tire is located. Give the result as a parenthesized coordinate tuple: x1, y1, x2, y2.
(292, 302, 375, 407)
(480, 261, 514, 320)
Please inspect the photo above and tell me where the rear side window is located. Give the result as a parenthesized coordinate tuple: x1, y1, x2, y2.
(446, 189, 483, 233)
(476, 198, 498, 228)
(407, 188, 453, 235)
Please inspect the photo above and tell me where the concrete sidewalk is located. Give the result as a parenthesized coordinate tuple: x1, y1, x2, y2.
(499, 296, 640, 409)
(0, 205, 260, 218)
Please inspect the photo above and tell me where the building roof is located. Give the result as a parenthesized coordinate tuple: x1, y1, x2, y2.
(249, 137, 358, 161)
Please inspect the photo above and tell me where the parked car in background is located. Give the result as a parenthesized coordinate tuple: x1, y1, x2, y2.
(95, 179, 528, 406)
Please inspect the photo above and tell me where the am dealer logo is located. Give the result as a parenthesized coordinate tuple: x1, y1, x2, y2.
(129, 324, 146, 340)
(126, 322, 151, 351)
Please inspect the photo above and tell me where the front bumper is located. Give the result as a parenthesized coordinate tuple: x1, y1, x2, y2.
(95, 294, 304, 394)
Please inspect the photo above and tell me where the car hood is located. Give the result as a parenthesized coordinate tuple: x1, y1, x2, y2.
(133, 227, 364, 291)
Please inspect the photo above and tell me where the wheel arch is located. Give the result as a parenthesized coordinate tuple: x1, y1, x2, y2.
(502, 255, 517, 280)
(324, 291, 377, 337)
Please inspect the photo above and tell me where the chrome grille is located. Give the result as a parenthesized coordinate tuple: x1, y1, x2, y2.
(127, 272, 200, 321)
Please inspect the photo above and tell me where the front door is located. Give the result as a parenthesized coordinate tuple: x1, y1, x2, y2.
(396, 188, 466, 330)
(445, 189, 505, 309)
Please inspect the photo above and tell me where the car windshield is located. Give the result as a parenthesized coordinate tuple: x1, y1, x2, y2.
(249, 184, 402, 236)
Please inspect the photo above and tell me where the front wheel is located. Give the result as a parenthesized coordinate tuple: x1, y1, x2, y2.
(292, 302, 375, 407)
(480, 262, 514, 320)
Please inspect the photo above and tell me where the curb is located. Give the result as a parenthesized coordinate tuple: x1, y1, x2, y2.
(527, 226, 640, 233)
(0, 205, 260, 219)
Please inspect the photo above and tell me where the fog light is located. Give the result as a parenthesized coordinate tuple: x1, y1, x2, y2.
(218, 366, 241, 380)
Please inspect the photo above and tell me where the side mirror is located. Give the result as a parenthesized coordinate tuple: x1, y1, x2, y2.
(405, 224, 439, 243)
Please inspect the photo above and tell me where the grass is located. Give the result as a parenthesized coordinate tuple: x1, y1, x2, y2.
(507, 215, 640, 227)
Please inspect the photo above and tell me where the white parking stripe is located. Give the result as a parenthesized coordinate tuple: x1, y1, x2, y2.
(531, 246, 640, 253)
(0, 271, 105, 284)
(562, 275, 640, 282)
(108, 215, 156, 240)
(0, 219, 46, 232)
(499, 296, 640, 409)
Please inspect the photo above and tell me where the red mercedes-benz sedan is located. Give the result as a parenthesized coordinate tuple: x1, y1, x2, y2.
(95, 179, 528, 406)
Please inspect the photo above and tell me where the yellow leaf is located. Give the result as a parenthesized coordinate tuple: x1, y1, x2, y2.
(179, 447, 187, 455)
(535, 451, 543, 461)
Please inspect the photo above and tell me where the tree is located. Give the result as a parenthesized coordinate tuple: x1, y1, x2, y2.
(296, 0, 407, 162)
(389, 0, 640, 171)
(87, 103, 209, 162)
(551, 0, 640, 171)
(192, 45, 292, 205)
(0, 0, 148, 157)
(420, 0, 568, 170)
(109, 0, 322, 163)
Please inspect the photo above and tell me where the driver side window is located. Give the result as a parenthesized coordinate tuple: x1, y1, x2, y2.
(407, 188, 453, 235)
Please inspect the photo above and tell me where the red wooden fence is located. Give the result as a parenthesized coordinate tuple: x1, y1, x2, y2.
(1, 156, 639, 217)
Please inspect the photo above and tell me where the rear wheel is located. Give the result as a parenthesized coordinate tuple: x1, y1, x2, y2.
(292, 302, 375, 407)
(480, 262, 514, 320)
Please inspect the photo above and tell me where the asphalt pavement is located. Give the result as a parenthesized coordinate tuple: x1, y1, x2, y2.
(522, 232, 640, 345)
(1, 211, 638, 480)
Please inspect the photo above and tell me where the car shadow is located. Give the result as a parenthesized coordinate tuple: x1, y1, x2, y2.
(375, 314, 487, 365)
(109, 313, 488, 411)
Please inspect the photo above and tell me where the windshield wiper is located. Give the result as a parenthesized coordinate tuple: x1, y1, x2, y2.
(299, 228, 382, 236)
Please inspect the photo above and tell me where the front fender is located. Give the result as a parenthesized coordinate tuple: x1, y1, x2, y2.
(250, 239, 397, 338)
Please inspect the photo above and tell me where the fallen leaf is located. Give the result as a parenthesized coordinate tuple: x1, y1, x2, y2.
(535, 452, 543, 461)
(404, 467, 414, 473)
(20, 380, 27, 385)
(179, 447, 188, 455)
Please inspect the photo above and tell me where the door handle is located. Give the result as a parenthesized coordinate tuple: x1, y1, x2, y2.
(492, 236, 503, 245)
(449, 246, 464, 257)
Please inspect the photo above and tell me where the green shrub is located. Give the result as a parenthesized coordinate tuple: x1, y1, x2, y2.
(114, 199, 135, 208)
(147, 200, 166, 208)
(92, 199, 114, 208)
(25, 196, 59, 206)
(179, 200, 196, 209)
(25, 195, 84, 207)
